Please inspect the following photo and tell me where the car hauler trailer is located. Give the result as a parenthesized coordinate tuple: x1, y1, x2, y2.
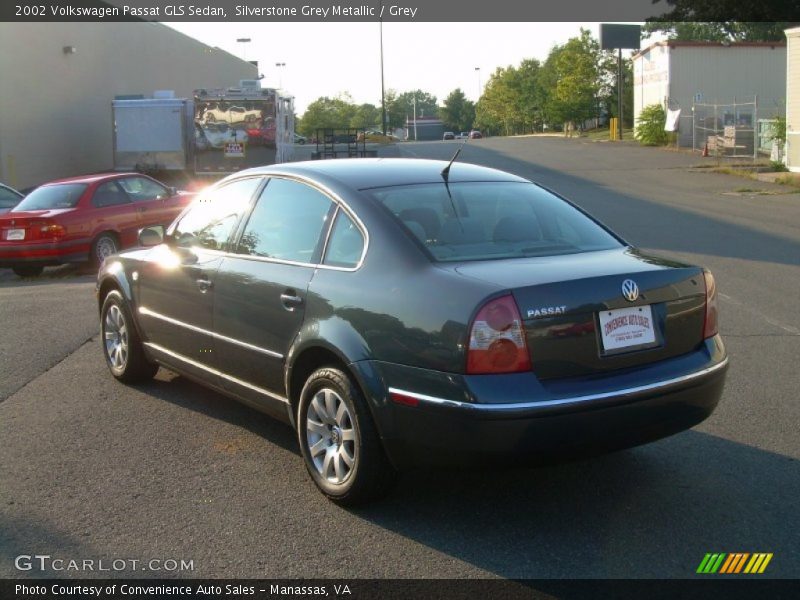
(193, 83, 294, 175)
(112, 82, 294, 176)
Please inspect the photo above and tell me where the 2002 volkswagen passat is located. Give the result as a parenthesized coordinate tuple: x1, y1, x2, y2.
(97, 158, 728, 504)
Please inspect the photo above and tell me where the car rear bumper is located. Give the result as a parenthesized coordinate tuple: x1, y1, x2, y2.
(0, 238, 90, 267)
(356, 336, 728, 469)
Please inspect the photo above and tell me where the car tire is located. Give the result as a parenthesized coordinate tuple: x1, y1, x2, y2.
(92, 233, 118, 267)
(12, 265, 44, 277)
(100, 290, 158, 383)
(298, 367, 396, 505)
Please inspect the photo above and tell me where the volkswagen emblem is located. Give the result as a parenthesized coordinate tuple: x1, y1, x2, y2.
(621, 279, 639, 302)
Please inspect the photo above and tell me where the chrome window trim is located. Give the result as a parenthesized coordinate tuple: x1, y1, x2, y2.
(226, 173, 369, 272)
(319, 205, 367, 270)
(139, 306, 283, 359)
(144, 342, 289, 404)
(387, 358, 729, 413)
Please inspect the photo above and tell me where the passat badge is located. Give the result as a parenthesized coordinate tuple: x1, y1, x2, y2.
(621, 279, 639, 302)
(527, 306, 567, 318)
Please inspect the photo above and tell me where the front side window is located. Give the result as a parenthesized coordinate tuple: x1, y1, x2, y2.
(92, 181, 131, 208)
(323, 210, 364, 268)
(236, 178, 333, 263)
(369, 182, 621, 262)
(118, 177, 169, 202)
(14, 184, 86, 211)
(172, 177, 262, 251)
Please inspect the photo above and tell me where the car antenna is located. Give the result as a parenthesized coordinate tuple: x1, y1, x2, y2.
(441, 141, 466, 182)
(441, 142, 467, 232)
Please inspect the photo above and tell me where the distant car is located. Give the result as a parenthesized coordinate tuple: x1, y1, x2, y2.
(0, 173, 194, 277)
(357, 131, 396, 143)
(294, 133, 307, 145)
(0, 183, 23, 215)
(442, 132, 456, 140)
(457, 132, 470, 139)
(469, 130, 483, 139)
(96, 158, 727, 505)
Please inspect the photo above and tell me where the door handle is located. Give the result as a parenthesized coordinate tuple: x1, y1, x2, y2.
(280, 291, 303, 311)
(196, 277, 213, 292)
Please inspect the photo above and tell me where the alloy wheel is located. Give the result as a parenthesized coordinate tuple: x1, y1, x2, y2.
(95, 237, 117, 262)
(104, 304, 128, 370)
(305, 388, 357, 484)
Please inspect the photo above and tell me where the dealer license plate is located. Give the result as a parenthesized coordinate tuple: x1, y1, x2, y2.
(598, 305, 657, 353)
(6, 229, 25, 241)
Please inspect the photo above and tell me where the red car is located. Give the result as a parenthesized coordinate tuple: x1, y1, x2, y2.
(0, 173, 194, 277)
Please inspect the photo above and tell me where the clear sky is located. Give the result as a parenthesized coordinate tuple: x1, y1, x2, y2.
(167, 22, 629, 114)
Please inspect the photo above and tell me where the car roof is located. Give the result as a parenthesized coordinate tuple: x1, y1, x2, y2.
(236, 158, 528, 190)
(38, 173, 138, 186)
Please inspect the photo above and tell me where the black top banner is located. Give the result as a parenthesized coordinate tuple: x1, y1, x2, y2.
(2, 0, 800, 22)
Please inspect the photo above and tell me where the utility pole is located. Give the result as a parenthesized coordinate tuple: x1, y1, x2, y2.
(379, 5, 387, 136)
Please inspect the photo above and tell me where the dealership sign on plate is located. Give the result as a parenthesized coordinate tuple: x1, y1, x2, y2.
(599, 305, 656, 352)
(224, 142, 245, 158)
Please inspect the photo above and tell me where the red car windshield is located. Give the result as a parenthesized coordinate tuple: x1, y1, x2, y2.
(13, 184, 87, 211)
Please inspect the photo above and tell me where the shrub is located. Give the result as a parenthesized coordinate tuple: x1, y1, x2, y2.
(635, 104, 669, 146)
(770, 160, 788, 172)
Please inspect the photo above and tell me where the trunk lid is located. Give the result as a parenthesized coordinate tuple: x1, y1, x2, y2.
(454, 248, 707, 379)
(0, 210, 73, 242)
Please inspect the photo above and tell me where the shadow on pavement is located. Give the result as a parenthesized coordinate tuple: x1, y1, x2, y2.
(351, 430, 799, 578)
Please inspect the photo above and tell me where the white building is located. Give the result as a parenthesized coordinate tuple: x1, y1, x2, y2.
(0, 23, 256, 189)
(633, 41, 787, 147)
(784, 28, 800, 171)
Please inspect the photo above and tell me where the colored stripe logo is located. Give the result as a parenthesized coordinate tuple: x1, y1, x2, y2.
(697, 553, 773, 574)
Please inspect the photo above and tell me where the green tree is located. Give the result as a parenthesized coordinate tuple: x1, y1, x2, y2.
(643, 21, 788, 42)
(439, 88, 475, 132)
(297, 94, 357, 136)
(349, 103, 381, 129)
(550, 29, 602, 130)
(475, 66, 521, 136)
(515, 58, 544, 132)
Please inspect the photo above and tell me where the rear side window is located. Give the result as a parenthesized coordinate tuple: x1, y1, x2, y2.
(118, 177, 168, 201)
(369, 182, 621, 262)
(323, 210, 364, 268)
(235, 178, 333, 263)
(172, 177, 262, 251)
(13, 184, 86, 210)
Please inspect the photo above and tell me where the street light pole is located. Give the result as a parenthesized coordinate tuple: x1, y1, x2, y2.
(236, 37, 251, 62)
(379, 7, 387, 136)
(474, 67, 481, 100)
(275, 62, 286, 88)
(413, 94, 417, 141)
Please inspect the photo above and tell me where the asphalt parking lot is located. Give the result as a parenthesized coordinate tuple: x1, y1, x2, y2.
(1, 137, 798, 579)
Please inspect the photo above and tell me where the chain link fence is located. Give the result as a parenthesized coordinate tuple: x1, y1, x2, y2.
(692, 98, 758, 159)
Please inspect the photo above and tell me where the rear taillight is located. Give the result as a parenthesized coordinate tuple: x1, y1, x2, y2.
(38, 223, 65, 239)
(703, 270, 718, 339)
(467, 294, 531, 374)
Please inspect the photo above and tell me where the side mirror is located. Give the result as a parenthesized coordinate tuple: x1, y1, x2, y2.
(168, 186, 178, 197)
(138, 225, 165, 247)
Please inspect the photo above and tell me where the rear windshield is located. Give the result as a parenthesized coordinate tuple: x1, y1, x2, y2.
(13, 184, 87, 211)
(369, 182, 622, 262)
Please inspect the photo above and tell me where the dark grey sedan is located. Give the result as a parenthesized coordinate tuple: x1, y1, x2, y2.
(97, 159, 728, 504)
